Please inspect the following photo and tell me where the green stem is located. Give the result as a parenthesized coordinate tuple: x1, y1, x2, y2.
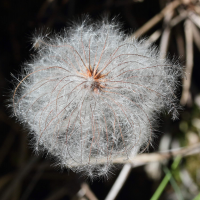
(150, 156, 182, 200)
(193, 193, 200, 200)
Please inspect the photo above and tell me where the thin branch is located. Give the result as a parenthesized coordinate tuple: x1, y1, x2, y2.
(170, 8, 188, 27)
(180, 19, 194, 105)
(146, 30, 162, 45)
(117, 142, 200, 165)
(160, 10, 174, 58)
(175, 25, 185, 61)
(70, 142, 200, 167)
(180, 169, 199, 194)
(191, 21, 200, 51)
(188, 11, 200, 29)
(146, 9, 187, 46)
(131, 0, 181, 38)
(194, 5, 200, 15)
(105, 164, 132, 200)
(78, 183, 98, 200)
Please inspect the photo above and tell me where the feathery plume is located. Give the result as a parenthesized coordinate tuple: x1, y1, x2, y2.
(11, 18, 182, 179)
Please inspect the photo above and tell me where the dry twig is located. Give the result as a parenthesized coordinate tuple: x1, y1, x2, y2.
(105, 164, 132, 200)
(160, 10, 174, 58)
(131, 0, 181, 38)
(104, 142, 200, 200)
(181, 19, 194, 105)
(191, 21, 200, 51)
(188, 11, 200, 28)
(77, 183, 98, 200)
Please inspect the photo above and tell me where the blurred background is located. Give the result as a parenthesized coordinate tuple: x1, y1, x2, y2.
(1, 0, 200, 199)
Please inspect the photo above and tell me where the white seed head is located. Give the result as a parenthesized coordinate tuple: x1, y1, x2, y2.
(12, 18, 183, 179)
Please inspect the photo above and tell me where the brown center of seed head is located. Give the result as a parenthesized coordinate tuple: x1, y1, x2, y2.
(80, 66, 106, 94)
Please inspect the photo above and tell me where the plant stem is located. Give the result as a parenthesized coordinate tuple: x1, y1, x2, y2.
(150, 156, 182, 200)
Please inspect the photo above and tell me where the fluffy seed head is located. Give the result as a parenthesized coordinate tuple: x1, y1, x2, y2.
(12, 18, 182, 179)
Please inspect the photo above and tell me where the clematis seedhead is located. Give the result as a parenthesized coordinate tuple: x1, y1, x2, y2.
(11, 18, 183, 179)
